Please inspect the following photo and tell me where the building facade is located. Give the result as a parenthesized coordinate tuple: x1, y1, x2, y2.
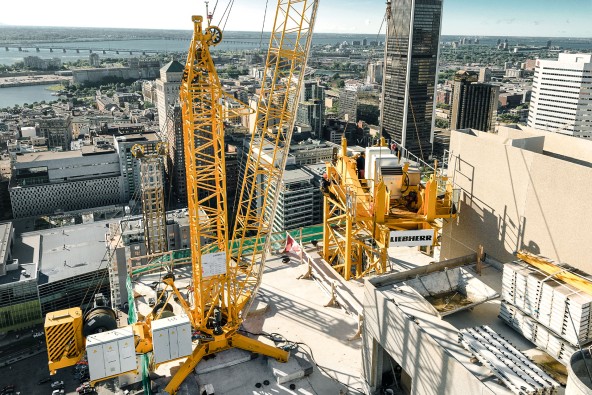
(339, 87, 358, 122)
(0, 226, 41, 332)
(450, 70, 499, 132)
(165, 104, 186, 205)
(265, 167, 319, 233)
(527, 53, 592, 138)
(113, 132, 161, 202)
(156, 60, 184, 135)
(37, 114, 72, 151)
(9, 148, 123, 218)
(382, 0, 443, 159)
(296, 81, 326, 138)
(443, 125, 592, 274)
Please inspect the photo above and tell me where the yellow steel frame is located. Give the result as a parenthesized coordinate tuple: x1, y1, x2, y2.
(179, 14, 229, 337)
(229, 0, 319, 318)
(132, 143, 169, 255)
(323, 138, 457, 280)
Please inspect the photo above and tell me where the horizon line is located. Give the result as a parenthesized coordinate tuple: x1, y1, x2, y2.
(0, 24, 590, 40)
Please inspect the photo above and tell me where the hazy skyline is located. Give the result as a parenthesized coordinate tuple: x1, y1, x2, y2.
(1, 0, 590, 37)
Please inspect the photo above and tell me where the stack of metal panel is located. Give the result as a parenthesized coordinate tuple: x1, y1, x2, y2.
(500, 302, 577, 365)
(459, 325, 560, 395)
(501, 261, 592, 364)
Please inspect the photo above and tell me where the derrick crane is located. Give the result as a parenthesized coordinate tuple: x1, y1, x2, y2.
(322, 138, 458, 280)
(43, 1, 319, 393)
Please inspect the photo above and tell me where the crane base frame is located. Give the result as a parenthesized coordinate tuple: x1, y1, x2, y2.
(163, 333, 289, 394)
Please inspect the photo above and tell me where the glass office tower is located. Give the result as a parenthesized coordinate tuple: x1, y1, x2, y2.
(382, 0, 443, 160)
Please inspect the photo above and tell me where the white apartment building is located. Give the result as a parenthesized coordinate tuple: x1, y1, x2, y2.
(528, 53, 592, 138)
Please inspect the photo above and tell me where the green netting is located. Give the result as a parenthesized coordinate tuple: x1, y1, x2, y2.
(126, 275, 151, 395)
(141, 354, 151, 395)
(131, 225, 324, 276)
(131, 249, 191, 276)
(126, 275, 136, 324)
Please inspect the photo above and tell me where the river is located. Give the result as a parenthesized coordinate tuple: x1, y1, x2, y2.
(0, 84, 59, 108)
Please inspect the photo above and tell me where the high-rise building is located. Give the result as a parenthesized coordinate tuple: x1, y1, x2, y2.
(113, 132, 162, 202)
(339, 87, 358, 122)
(296, 81, 325, 139)
(165, 104, 186, 205)
(450, 70, 499, 132)
(528, 53, 592, 138)
(156, 60, 184, 135)
(366, 61, 384, 84)
(382, 0, 443, 160)
(266, 167, 319, 233)
(478, 67, 491, 83)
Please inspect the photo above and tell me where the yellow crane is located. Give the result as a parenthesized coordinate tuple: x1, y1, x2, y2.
(44, 1, 319, 393)
(322, 138, 458, 280)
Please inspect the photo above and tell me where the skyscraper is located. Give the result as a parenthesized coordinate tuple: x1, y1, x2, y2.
(340, 87, 358, 122)
(296, 80, 325, 138)
(156, 60, 184, 136)
(528, 53, 592, 139)
(450, 70, 499, 132)
(382, 0, 443, 159)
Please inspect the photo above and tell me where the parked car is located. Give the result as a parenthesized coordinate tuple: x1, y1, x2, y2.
(76, 383, 90, 392)
(78, 388, 94, 394)
(50, 381, 64, 390)
(51, 390, 65, 395)
(33, 331, 44, 338)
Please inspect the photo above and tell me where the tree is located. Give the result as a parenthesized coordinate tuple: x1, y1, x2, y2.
(435, 118, 449, 129)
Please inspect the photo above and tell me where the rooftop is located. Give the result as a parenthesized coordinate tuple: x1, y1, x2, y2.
(30, 219, 110, 284)
(132, 246, 364, 394)
(14, 145, 116, 163)
(114, 131, 160, 143)
(283, 167, 313, 183)
(456, 124, 592, 168)
(1, 233, 39, 286)
(160, 60, 184, 74)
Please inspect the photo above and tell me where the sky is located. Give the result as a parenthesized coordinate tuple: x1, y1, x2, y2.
(0, 0, 590, 37)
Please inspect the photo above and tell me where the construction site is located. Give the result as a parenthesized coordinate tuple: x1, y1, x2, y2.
(1, 1, 591, 395)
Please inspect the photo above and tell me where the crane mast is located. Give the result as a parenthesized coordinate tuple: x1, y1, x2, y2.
(179, 14, 230, 333)
(230, 0, 319, 316)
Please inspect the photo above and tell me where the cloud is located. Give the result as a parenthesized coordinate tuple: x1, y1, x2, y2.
(533, 20, 540, 26)
(365, 19, 371, 26)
